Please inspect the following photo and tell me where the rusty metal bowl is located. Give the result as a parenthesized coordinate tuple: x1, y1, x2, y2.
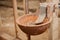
(16, 14, 52, 35)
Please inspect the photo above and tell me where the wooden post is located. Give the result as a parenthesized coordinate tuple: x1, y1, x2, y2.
(48, 3, 59, 40)
(12, 0, 22, 40)
(48, 13, 59, 40)
(12, 0, 18, 38)
(46, 0, 59, 40)
(47, 4, 53, 40)
(27, 34, 31, 40)
(23, 0, 29, 14)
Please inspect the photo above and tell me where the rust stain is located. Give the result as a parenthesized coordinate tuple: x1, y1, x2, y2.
(19, 15, 38, 25)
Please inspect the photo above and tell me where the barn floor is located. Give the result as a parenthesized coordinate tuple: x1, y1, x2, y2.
(0, 1, 60, 40)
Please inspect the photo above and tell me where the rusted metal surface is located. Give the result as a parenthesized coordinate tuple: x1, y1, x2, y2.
(16, 13, 52, 35)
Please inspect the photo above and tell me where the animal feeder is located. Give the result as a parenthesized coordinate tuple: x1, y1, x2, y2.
(16, 12, 52, 35)
(16, 0, 52, 40)
(16, 10, 52, 40)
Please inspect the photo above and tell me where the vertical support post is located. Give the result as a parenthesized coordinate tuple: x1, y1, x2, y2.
(12, 0, 18, 38)
(23, 0, 29, 14)
(48, 4, 59, 40)
(47, 4, 53, 40)
(27, 34, 31, 40)
(46, 0, 59, 40)
(48, 26, 52, 40)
